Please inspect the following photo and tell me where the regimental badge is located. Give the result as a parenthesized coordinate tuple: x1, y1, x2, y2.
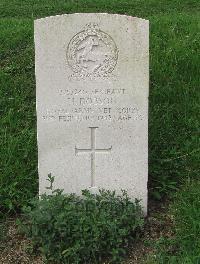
(66, 23, 118, 80)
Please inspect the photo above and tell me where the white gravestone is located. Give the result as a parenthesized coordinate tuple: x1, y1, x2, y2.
(35, 13, 149, 213)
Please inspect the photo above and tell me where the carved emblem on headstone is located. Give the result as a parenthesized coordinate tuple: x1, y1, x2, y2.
(66, 23, 118, 79)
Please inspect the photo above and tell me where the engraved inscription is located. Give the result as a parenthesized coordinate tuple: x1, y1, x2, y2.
(59, 88, 126, 96)
(67, 23, 118, 79)
(42, 106, 142, 123)
(42, 86, 143, 123)
(75, 127, 112, 187)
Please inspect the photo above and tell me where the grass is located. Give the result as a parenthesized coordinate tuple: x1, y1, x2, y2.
(0, 0, 199, 19)
(151, 180, 200, 263)
(149, 14, 200, 198)
(0, 0, 199, 262)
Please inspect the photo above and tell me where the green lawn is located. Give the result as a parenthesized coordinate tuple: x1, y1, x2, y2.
(0, 0, 200, 262)
(153, 180, 200, 263)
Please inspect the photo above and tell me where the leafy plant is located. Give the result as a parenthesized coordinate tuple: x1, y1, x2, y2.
(20, 174, 144, 263)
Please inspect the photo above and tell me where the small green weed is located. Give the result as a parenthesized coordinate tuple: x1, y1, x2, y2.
(20, 175, 144, 263)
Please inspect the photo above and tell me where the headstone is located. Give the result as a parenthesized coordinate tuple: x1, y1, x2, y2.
(35, 13, 149, 213)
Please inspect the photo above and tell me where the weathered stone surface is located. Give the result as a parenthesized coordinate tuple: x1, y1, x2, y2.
(35, 13, 149, 213)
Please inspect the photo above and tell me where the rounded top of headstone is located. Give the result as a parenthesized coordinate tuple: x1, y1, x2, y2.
(34, 13, 149, 23)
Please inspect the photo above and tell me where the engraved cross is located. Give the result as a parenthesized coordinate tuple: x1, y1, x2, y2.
(75, 127, 112, 187)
